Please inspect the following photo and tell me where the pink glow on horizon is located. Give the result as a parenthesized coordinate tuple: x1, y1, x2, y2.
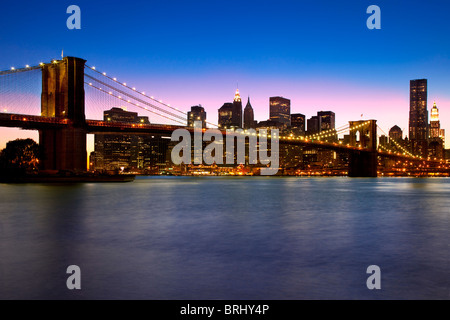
(1, 76, 449, 153)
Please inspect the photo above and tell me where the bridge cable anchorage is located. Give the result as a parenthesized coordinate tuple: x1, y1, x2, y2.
(85, 82, 187, 125)
(84, 65, 220, 128)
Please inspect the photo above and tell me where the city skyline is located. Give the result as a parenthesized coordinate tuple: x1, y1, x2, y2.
(1, 1, 449, 302)
(1, 0, 450, 150)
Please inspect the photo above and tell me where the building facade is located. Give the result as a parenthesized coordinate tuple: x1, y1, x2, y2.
(389, 125, 403, 142)
(188, 105, 207, 128)
(94, 107, 169, 173)
(269, 96, 291, 127)
(409, 79, 428, 157)
(430, 102, 440, 138)
(218, 103, 234, 129)
(291, 113, 305, 135)
(232, 89, 243, 128)
(307, 116, 321, 135)
(244, 97, 256, 129)
(218, 89, 243, 129)
(317, 111, 335, 132)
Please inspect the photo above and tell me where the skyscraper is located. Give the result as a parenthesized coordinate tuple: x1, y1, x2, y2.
(232, 89, 243, 128)
(94, 107, 169, 172)
(291, 113, 305, 135)
(269, 96, 290, 127)
(429, 101, 440, 138)
(218, 103, 234, 129)
(243, 96, 255, 129)
(188, 105, 207, 128)
(218, 89, 243, 129)
(409, 79, 428, 157)
(317, 111, 335, 131)
(428, 101, 444, 159)
(307, 116, 321, 135)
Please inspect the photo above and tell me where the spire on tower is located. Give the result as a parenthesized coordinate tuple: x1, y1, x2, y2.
(245, 96, 252, 108)
(234, 88, 241, 102)
(430, 101, 439, 121)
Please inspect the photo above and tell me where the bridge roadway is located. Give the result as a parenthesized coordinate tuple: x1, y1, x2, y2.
(0, 112, 439, 164)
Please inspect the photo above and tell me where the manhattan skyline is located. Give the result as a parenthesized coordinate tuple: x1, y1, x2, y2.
(1, 0, 450, 150)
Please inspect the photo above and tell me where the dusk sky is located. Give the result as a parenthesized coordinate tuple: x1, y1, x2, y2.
(1, 0, 450, 150)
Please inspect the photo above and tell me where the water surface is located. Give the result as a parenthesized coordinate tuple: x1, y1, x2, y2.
(0, 177, 449, 299)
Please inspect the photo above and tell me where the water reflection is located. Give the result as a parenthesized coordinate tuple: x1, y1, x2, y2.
(0, 177, 449, 299)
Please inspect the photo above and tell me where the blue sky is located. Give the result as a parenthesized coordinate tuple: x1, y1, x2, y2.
(1, 0, 450, 148)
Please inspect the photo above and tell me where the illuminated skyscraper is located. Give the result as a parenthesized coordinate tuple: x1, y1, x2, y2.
(291, 113, 305, 135)
(188, 105, 207, 128)
(94, 107, 168, 172)
(428, 101, 444, 159)
(307, 115, 321, 135)
(317, 111, 335, 131)
(409, 79, 428, 157)
(218, 103, 234, 129)
(269, 96, 290, 127)
(218, 89, 243, 129)
(430, 102, 440, 138)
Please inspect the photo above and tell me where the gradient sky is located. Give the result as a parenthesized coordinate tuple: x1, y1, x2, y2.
(1, 0, 450, 150)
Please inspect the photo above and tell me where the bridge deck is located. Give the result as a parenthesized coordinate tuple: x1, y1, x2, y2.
(0, 113, 441, 163)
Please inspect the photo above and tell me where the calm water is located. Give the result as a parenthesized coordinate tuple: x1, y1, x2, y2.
(0, 176, 449, 300)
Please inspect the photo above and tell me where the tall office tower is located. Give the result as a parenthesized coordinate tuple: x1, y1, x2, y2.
(428, 101, 444, 159)
(188, 105, 207, 128)
(409, 79, 428, 157)
(95, 107, 151, 171)
(269, 96, 291, 127)
(307, 115, 321, 135)
(389, 125, 403, 141)
(243, 97, 255, 129)
(429, 102, 440, 138)
(291, 113, 305, 135)
(218, 103, 234, 129)
(317, 111, 335, 131)
(232, 89, 243, 128)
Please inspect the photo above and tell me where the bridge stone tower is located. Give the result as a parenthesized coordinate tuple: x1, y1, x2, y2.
(348, 120, 377, 177)
(39, 56, 87, 172)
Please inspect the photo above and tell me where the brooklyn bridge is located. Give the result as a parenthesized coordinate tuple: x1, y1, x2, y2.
(0, 57, 446, 177)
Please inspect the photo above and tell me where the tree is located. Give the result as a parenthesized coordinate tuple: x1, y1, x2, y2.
(0, 138, 39, 176)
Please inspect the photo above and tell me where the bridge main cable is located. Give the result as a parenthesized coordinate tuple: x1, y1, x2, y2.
(85, 65, 220, 128)
(0, 65, 41, 76)
(85, 74, 188, 123)
(85, 81, 187, 125)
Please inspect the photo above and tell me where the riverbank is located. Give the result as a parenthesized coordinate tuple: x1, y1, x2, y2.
(0, 173, 135, 183)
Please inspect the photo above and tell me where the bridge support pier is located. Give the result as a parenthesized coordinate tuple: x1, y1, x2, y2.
(39, 56, 87, 172)
(39, 127, 87, 172)
(348, 151, 378, 177)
